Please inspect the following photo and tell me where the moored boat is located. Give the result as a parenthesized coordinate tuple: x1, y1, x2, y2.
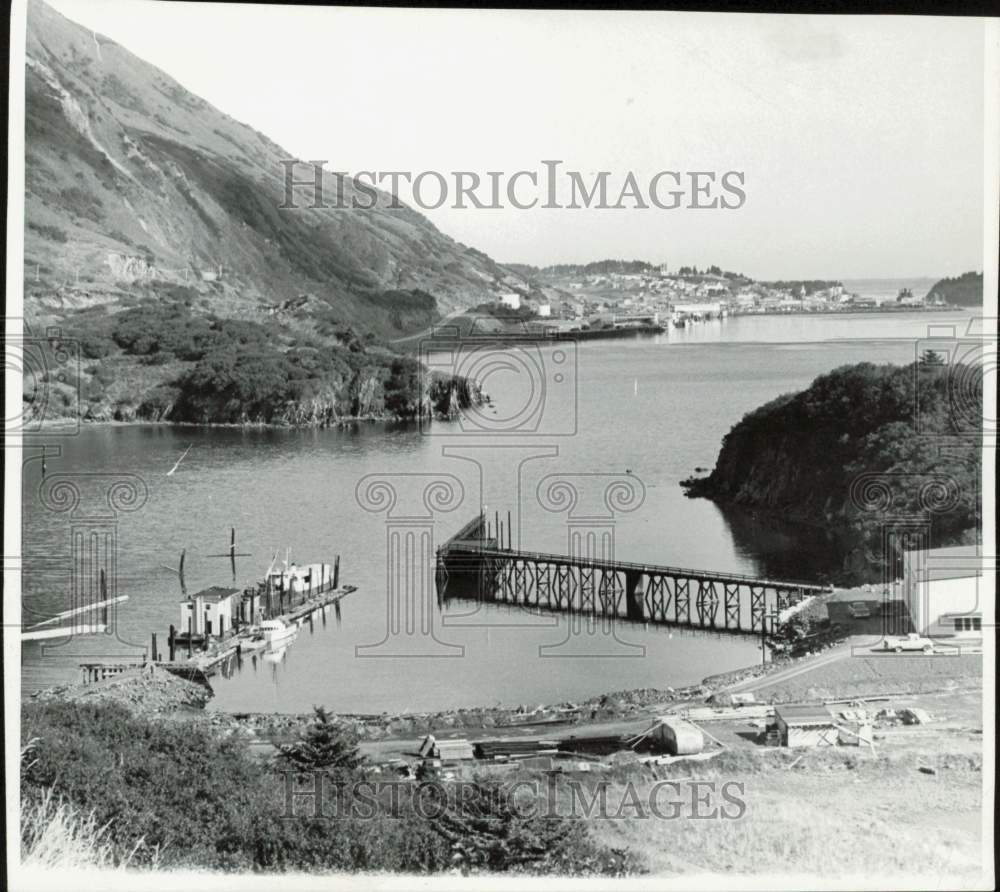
(260, 618, 297, 646)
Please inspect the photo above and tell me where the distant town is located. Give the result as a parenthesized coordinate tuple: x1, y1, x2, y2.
(488, 262, 958, 334)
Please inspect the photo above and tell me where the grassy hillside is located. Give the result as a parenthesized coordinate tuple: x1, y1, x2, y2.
(23, 0, 527, 421)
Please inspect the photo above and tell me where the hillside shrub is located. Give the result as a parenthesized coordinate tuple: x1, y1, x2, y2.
(21, 701, 638, 874)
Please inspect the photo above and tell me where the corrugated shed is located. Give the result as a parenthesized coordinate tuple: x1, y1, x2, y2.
(774, 704, 834, 726)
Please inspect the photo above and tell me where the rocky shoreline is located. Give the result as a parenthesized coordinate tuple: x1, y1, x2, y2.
(26, 658, 782, 740)
(35, 383, 488, 430)
(28, 635, 982, 746)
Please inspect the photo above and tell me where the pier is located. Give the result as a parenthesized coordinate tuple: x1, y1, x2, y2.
(436, 513, 829, 636)
(77, 550, 358, 684)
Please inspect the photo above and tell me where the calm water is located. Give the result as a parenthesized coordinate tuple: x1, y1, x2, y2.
(20, 310, 970, 712)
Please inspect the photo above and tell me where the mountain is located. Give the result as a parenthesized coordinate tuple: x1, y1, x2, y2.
(925, 271, 983, 307)
(681, 360, 981, 582)
(23, 0, 525, 422)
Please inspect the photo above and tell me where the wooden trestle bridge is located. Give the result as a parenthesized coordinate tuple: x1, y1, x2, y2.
(435, 514, 830, 636)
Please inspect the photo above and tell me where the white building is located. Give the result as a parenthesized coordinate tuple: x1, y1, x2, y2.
(180, 586, 238, 638)
(499, 292, 521, 310)
(536, 303, 551, 317)
(903, 545, 988, 644)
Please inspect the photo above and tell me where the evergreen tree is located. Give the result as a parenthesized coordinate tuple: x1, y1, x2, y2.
(277, 706, 364, 774)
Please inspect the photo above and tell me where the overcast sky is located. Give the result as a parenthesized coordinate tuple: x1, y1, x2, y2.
(42, 1, 992, 278)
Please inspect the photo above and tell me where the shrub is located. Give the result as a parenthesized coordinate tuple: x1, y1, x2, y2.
(27, 221, 69, 242)
(21, 701, 641, 874)
(383, 357, 422, 418)
(62, 186, 104, 222)
(22, 701, 266, 868)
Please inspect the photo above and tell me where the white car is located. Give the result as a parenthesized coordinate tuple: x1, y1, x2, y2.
(881, 633, 935, 654)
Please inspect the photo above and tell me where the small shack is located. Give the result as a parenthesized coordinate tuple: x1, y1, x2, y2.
(652, 716, 704, 755)
(774, 704, 838, 748)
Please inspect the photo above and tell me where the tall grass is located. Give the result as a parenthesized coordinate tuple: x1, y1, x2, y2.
(20, 738, 154, 870)
(22, 790, 119, 870)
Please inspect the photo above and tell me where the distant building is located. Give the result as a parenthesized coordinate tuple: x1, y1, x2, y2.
(537, 303, 551, 317)
(498, 292, 521, 310)
(672, 301, 721, 318)
(903, 545, 986, 643)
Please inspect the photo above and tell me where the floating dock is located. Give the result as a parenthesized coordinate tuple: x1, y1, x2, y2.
(156, 584, 357, 679)
(80, 585, 357, 684)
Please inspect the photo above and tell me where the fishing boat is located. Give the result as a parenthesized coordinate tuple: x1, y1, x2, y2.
(260, 618, 297, 646)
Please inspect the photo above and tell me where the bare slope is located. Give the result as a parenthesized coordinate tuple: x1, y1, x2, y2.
(23, 0, 526, 421)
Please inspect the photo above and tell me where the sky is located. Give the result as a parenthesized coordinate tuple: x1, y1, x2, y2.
(38, 1, 994, 278)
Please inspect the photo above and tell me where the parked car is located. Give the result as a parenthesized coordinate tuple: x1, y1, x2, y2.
(880, 633, 935, 654)
(848, 602, 872, 619)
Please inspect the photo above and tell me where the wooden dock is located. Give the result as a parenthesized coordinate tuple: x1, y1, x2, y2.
(79, 584, 358, 685)
(159, 584, 358, 677)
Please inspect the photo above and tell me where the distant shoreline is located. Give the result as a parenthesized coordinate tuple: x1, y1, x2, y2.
(30, 413, 448, 432)
(730, 305, 962, 318)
